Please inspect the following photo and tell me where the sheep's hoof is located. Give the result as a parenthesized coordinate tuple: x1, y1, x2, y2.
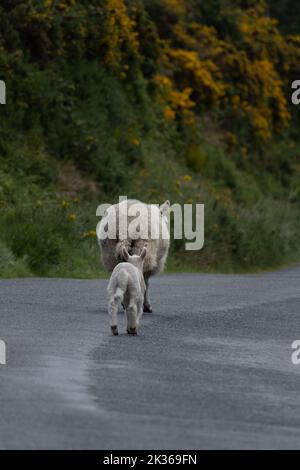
(111, 325, 119, 335)
(143, 304, 152, 313)
(127, 327, 137, 335)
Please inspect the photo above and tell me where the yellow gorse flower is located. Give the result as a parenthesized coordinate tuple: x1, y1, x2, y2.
(164, 107, 176, 121)
(82, 230, 97, 238)
(182, 174, 192, 182)
(131, 137, 140, 146)
(61, 201, 70, 209)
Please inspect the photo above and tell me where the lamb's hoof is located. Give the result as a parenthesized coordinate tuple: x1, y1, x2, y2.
(127, 327, 137, 335)
(111, 325, 119, 336)
(143, 305, 152, 313)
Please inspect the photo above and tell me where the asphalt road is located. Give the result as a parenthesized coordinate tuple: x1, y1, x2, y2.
(0, 267, 300, 449)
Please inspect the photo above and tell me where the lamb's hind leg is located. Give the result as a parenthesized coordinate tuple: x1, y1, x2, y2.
(137, 298, 144, 330)
(108, 297, 119, 335)
(126, 303, 138, 335)
(143, 276, 152, 313)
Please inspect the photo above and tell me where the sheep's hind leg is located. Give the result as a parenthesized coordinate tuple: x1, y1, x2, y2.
(143, 277, 152, 313)
(108, 297, 119, 335)
(126, 304, 138, 335)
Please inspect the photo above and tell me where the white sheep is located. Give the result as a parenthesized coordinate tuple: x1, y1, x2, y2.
(99, 199, 170, 313)
(107, 247, 147, 335)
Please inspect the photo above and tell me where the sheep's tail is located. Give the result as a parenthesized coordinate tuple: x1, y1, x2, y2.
(116, 239, 132, 261)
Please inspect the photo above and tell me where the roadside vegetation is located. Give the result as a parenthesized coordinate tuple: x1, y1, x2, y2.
(1, 0, 300, 277)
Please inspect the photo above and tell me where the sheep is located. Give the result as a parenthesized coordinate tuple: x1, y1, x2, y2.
(107, 247, 147, 335)
(98, 199, 170, 313)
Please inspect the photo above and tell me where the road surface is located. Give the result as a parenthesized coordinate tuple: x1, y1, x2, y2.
(0, 267, 300, 449)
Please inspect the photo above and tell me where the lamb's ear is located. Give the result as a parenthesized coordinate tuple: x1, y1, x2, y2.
(160, 200, 170, 215)
(140, 247, 147, 260)
(122, 248, 130, 261)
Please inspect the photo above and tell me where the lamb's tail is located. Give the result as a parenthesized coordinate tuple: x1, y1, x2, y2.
(112, 269, 129, 304)
(114, 286, 125, 303)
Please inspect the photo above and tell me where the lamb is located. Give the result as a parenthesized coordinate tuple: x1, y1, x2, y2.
(98, 199, 170, 313)
(107, 247, 147, 335)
